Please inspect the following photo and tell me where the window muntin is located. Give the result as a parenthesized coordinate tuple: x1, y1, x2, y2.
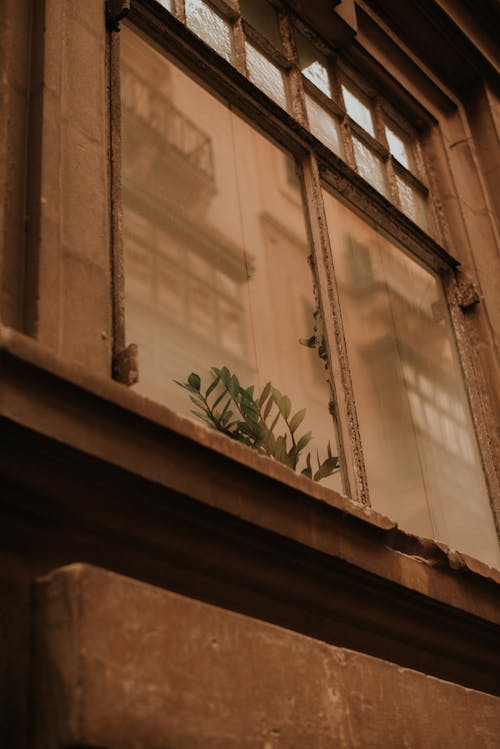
(120, 25, 342, 492)
(322, 188, 499, 568)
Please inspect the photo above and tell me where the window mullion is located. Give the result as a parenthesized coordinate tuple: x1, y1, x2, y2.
(331, 64, 356, 170)
(173, 0, 186, 24)
(279, 12, 307, 126)
(232, 15, 247, 75)
(374, 98, 398, 207)
(300, 151, 371, 505)
(109, 27, 139, 386)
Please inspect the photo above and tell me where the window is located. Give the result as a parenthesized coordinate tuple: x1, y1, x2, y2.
(114, 1, 499, 567)
(120, 25, 342, 492)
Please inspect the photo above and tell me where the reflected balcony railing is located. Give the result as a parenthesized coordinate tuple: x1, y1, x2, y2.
(121, 64, 215, 184)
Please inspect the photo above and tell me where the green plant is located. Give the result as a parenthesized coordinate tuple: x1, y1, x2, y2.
(175, 366, 339, 483)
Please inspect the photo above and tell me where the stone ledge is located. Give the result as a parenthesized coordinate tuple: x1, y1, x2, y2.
(32, 563, 500, 749)
(1, 324, 498, 594)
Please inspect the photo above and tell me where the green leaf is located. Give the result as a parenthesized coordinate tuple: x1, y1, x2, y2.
(301, 452, 313, 479)
(189, 394, 204, 407)
(205, 373, 221, 398)
(220, 409, 233, 426)
(220, 397, 232, 418)
(281, 395, 291, 420)
(190, 410, 216, 427)
(314, 456, 340, 482)
(220, 367, 230, 386)
(229, 374, 240, 399)
(188, 372, 201, 391)
(258, 382, 272, 407)
(245, 385, 255, 400)
(212, 389, 227, 410)
(296, 431, 313, 452)
(269, 410, 281, 434)
(275, 435, 288, 463)
(289, 408, 306, 434)
(263, 395, 274, 421)
(287, 444, 300, 470)
(271, 387, 283, 410)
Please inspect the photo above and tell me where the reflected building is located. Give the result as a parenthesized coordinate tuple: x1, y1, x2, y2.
(120, 28, 341, 491)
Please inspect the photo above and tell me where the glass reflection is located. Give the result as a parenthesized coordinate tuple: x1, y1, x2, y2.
(246, 42, 288, 110)
(352, 136, 388, 196)
(185, 0, 234, 64)
(341, 82, 375, 136)
(296, 30, 332, 98)
(322, 189, 499, 567)
(306, 95, 344, 156)
(396, 174, 428, 231)
(121, 26, 341, 491)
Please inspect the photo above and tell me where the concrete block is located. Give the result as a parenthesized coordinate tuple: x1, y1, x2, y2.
(61, 253, 111, 374)
(62, 16, 106, 144)
(32, 564, 500, 749)
(61, 124, 109, 268)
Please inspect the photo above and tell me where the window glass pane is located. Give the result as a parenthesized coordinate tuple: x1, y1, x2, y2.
(352, 136, 388, 196)
(240, 0, 281, 49)
(185, 0, 234, 64)
(295, 30, 332, 98)
(121, 26, 342, 492)
(305, 95, 344, 157)
(322, 189, 499, 568)
(246, 42, 288, 110)
(385, 124, 411, 169)
(341, 82, 375, 136)
(396, 174, 428, 231)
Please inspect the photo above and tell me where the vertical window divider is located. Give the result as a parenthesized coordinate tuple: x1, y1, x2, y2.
(300, 152, 371, 505)
(108, 25, 139, 386)
(332, 65, 356, 170)
(374, 97, 398, 207)
(232, 15, 248, 76)
(279, 14, 307, 127)
(173, 0, 186, 24)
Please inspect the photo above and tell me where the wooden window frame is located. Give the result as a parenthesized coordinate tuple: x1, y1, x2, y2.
(108, 0, 500, 526)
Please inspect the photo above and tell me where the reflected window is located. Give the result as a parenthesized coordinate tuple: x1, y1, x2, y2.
(185, 0, 234, 64)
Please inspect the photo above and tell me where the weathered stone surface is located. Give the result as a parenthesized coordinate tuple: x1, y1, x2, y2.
(32, 564, 500, 749)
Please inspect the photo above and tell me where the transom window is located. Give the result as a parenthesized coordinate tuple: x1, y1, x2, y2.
(153, 0, 432, 234)
(114, 1, 500, 568)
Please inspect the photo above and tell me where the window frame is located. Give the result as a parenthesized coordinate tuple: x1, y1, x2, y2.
(108, 0, 500, 519)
